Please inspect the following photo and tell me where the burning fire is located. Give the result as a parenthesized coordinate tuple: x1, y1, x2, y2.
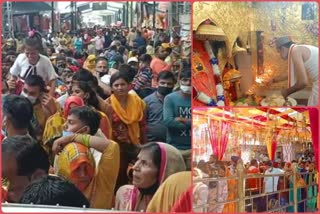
(246, 64, 276, 95)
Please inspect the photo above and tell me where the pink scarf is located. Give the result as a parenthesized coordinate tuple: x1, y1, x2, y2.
(130, 143, 167, 210)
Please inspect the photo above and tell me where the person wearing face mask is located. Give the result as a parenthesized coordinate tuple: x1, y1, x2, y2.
(150, 46, 173, 88)
(20, 75, 59, 142)
(144, 71, 175, 142)
(95, 57, 109, 78)
(128, 57, 139, 73)
(163, 70, 191, 170)
(52, 106, 119, 209)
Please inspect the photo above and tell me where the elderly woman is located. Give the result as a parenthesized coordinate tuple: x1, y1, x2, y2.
(115, 142, 186, 211)
(52, 106, 120, 209)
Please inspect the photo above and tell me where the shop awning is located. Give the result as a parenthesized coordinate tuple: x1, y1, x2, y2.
(8, 2, 53, 15)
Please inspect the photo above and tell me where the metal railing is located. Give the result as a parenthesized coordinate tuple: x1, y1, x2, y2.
(193, 175, 239, 212)
(193, 161, 318, 213)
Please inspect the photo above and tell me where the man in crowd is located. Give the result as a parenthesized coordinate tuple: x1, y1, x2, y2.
(163, 69, 191, 169)
(150, 46, 172, 88)
(2, 95, 34, 138)
(144, 71, 175, 142)
(2, 136, 50, 203)
(264, 160, 284, 210)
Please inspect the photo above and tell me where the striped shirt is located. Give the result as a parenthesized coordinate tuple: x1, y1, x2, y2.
(132, 67, 153, 90)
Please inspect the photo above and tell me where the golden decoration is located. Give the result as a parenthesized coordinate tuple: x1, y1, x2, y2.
(194, 2, 318, 89)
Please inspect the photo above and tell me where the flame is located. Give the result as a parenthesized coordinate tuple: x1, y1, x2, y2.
(246, 64, 276, 94)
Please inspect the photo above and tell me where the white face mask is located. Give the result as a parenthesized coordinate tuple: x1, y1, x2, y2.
(62, 126, 87, 137)
(180, 85, 191, 94)
(21, 91, 37, 104)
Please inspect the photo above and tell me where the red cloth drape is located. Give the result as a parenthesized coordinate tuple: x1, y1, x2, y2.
(219, 121, 230, 160)
(192, 40, 217, 107)
(271, 139, 277, 161)
(308, 108, 319, 169)
(208, 120, 230, 160)
(208, 120, 219, 157)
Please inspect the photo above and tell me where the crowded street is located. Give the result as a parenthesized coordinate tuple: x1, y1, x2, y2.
(1, 1, 191, 212)
(2, 1, 319, 213)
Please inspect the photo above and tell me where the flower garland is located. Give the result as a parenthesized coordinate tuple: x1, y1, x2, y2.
(204, 41, 225, 106)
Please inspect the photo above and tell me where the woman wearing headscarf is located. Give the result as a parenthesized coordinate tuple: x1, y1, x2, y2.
(42, 96, 85, 161)
(71, 81, 112, 139)
(115, 142, 186, 211)
(63, 96, 85, 118)
(103, 71, 147, 193)
(52, 106, 120, 209)
(83, 54, 96, 73)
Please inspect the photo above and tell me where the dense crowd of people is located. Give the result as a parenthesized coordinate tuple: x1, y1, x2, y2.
(1, 25, 191, 212)
(193, 154, 318, 212)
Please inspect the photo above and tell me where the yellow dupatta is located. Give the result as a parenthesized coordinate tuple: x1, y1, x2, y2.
(146, 171, 191, 212)
(54, 143, 95, 180)
(97, 110, 112, 139)
(83, 55, 96, 73)
(110, 93, 146, 144)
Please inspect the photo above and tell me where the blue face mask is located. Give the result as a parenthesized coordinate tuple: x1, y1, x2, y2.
(62, 126, 87, 138)
(62, 130, 74, 137)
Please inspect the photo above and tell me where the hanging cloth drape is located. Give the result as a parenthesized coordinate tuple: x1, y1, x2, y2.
(266, 131, 278, 161)
(208, 120, 231, 160)
(283, 143, 294, 162)
(308, 108, 319, 169)
(208, 120, 219, 157)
